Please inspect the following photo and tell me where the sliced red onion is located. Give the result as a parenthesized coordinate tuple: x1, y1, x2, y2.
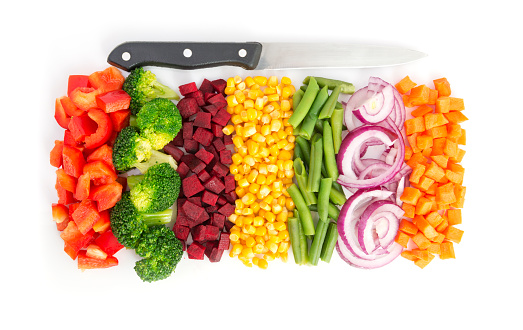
(353, 85, 395, 124)
(336, 239, 404, 269)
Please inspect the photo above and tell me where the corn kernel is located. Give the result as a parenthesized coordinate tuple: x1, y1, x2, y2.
(253, 244, 265, 254)
(267, 76, 278, 87)
(271, 119, 282, 132)
(264, 86, 276, 94)
(255, 225, 267, 236)
(267, 242, 279, 254)
(244, 76, 255, 87)
(264, 211, 276, 223)
(266, 174, 276, 185)
(223, 124, 235, 135)
(237, 146, 248, 157)
(281, 76, 291, 85)
(243, 125, 257, 138)
(271, 203, 283, 215)
(278, 230, 289, 241)
(245, 236, 256, 248)
(231, 243, 243, 255)
(278, 150, 292, 160)
(233, 75, 242, 84)
(264, 252, 276, 261)
(241, 208, 254, 216)
(258, 185, 271, 199)
(242, 193, 256, 205)
(254, 76, 268, 86)
(258, 258, 269, 269)
(286, 198, 295, 210)
(274, 221, 286, 231)
(278, 241, 289, 253)
(268, 94, 279, 102)
(244, 99, 254, 109)
(243, 155, 256, 166)
(281, 99, 291, 112)
(241, 247, 255, 258)
(235, 186, 246, 198)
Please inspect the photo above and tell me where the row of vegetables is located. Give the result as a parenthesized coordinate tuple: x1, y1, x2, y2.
(50, 64, 467, 282)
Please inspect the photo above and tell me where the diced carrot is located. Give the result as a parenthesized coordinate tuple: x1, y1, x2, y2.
(409, 85, 430, 106)
(427, 242, 441, 255)
(439, 241, 455, 259)
(414, 253, 435, 268)
(424, 162, 446, 182)
(444, 111, 468, 124)
(421, 147, 432, 158)
(447, 209, 462, 226)
(443, 226, 464, 244)
(435, 96, 450, 113)
(443, 138, 459, 159)
(433, 78, 451, 97)
(409, 163, 426, 185)
(448, 163, 465, 175)
(401, 250, 419, 261)
(427, 89, 438, 105)
(446, 124, 462, 141)
(405, 116, 426, 135)
(425, 182, 438, 195)
(424, 113, 449, 130)
(406, 152, 427, 169)
(450, 148, 466, 163)
(457, 129, 466, 145)
(432, 232, 446, 244)
(410, 248, 431, 261)
(430, 154, 449, 169)
(449, 97, 465, 111)
(436, 182, 456, 204)
(416, 135, 433, 150)
(445, 169, 463, 184)
(395, 76, 417, 94)
(399, 218, 419, 235)
(426, 211, 444, 228)
(415, 197, 433, 216)
(427, 125, 448, 139)
(437, 203, 451, 211)
(395, 231, 411, 248)
(404, 146, 413, 161)
(413, 214, 439, 240)
(401, 187, 423, 205)
(402, 203, 416, 219)
(407, 134, 421, 154)
(431, 137, 446, 156)
(452, 185, 466, 208)
(411, 105, 433, 117)
(402, 94, 414, 108)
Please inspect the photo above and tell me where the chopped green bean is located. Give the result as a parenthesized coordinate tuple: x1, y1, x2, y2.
(307, 133, 323, 193)
(329, 184, 347, 206)
(288, 217, 302, 265)
(295, 210, 309, 264)
(318, 178, 333, 223)
(295, 136, 311, 167)
(309, 202, 340, 221)
(303, 76, 355, 94)
(287, 184, 315, 236)
(293, 157, 317, 205)
(299, 86, 329, 140)
(308, 220, 329, 266)
(322, 121, 339, 181)
(335, 101, 343, 109)
(288, 77, 319, 128)
(292, 88, 305, 109)
(331, 107, 344, 154)
(320, 222, 338, 263)
(318, 85, 342, 119)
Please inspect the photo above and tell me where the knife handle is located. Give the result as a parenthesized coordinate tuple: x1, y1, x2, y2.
(107, 41, 263, 71)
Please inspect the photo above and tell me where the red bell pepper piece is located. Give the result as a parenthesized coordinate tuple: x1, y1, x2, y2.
(67, 75, 90, 97)
(68, 114, 98, 142)
(57, 217, 70, 232)
(60, 95, 84, 117)
(52, 203, 69, 224)
(86, 144, 114, 171)
(74, 172, 90, 201)
(96, 90, 131, 113)
(60, 221, 95, 259)
(63, 130, 82, 148)
(55, 97, 71, 129)
(56, 168, 77, 193)
(109, 110, 131, 132)
(83, 160, 117, 186)
(77, 250, 118, 269)
(84, 109, 113, 149)
(95, 230, 124, 256)
(88, 67, 125, 93)
(71, 199, 101, 235)
(70, 87, 102, 110)
(62, 145, 85, 178)
(50, 140, 64, 168)
(92, 210, 111, 233)
(55, 177, 76, 205)
(90, 181, 123, 212)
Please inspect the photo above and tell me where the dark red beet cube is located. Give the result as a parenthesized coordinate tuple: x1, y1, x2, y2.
(217, 232, 230, 250)
(183, 139, 199, 154)
(176, 214, 191, 227)
(223, 134, 233, 146)
(173, 225, 190, 241)
(195, 148, 214, 164)
(211, 213, 226, 230)
(224, 175, 235, 193)
(170, 131, 184, 147)
(193, 127, 214, 147)
(206, 205, 219, 213)
(204, 92, 217, 104)
(204, 241, 217, 258)
(163, 143, 184, 162)
(211, 124, 224, 138)
(177, 97, 200, 119)
(183, 122, 194, 140)
(224, 220, 235, 232)
(216, 196, 227, 206)
(179, 82, 198, 96)
(202, 104, 219, 116)
(180, 239, 186, 251)
(205, 225, 220, 241)
(219, 149, 233, 165)
(193, 111, 212, 129)
(187, 90, 205, 106)
(213, 138, 226, 152)
(209, 247, 224, 262)
(192, 225, 207, 242)
(182, 200, 205, 221)
(197, 169, 211, 183)
(199, 79, 214, 94)
(182, 175, 205, 197)
(211, 79, 227, 94)
(176, 162, 190, 178)
(218, 203, 235, 217)
(204, 176, 225, 194)
(207, 93, 227, 109)
(202, 190, 218, 206)
(187, 242, 205, 260)
(187, 196, 202, 206)
(225, 191, 237, 203)
(181, 154, 206, 174)
(212, 162, 229, 178)
(211, 108, 231, 127)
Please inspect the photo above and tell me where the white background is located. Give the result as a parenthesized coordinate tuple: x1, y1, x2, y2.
(2, 0, 521, 329)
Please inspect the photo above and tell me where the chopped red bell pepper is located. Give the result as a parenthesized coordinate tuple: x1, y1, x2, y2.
(50, 140, 64, 168)
(92, 210, 111, 233)
(70, 87, 102, 110)
(83, 109, 113, 149)
(77, 250, 118, 269)
(83, 160, 117, 186)
(74, 172, 90, 201)
(71, 199, 100, 235)
(67, 75, 90, 97)
(56, 168, 77, 193)
(88, 67, 125, 93)
(60, 95, 84, 117)
(95, 230, 124, 256)
(63, 130, 83, 148)
(55, 97, 71, 129)
(57, 217, 70, 232)
(52, 203, 69, 224)
(109, 110, 131, 132)
(62, 145, 85, 178)
(60, 221, 95, 259)
(68, 114, 98, 142)
(55, 177, 76, 205)
(86, 144, 114, 171)
(96, 90, 131, 113)
(90, 181, 123, 212)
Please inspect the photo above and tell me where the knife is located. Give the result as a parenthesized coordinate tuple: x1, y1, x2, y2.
(107, 41, 426, 72)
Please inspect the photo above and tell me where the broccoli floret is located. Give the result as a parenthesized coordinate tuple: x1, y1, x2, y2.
(123, 67, 179, 115)
(112, 126, 153, 172)
(136, 98, 182, 150)
(109, 192, 173, 249)
(129, 163, 181, 213)
(134, 149, 177, 174)
(134, 225, 183, 283)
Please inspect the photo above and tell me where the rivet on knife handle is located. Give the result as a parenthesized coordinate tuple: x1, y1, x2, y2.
(107, 41, 263, 71)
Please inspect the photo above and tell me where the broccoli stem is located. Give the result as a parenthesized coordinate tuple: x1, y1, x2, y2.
(142, 208, 173, 226)
(126, 175, 144, 189)
(135, 150, 177, 174)
(152, 81, 180, 101)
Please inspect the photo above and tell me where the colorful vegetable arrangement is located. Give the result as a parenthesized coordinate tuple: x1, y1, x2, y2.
(50, 63, 467, 281)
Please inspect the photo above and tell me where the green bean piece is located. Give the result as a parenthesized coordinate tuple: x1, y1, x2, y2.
(287, 184, 315, 236)
(296, 210, 309, 264)
(307, 134, 323, 193)
(329, 185, 347, 206)
(318, 85, 342, 119)
(320, 222, 339, 263)
(308, 220, 329, 266)
(309, 202, 340, 221)
(330, 107, 344, 154)
(292, 88, 305, 109)
(322, 121, 339, 181)
(318, 178, 333, 223)
(314, 118, 324, 134)
(295, 136, 311, 167)
(299, 86, 329, 140)
(293, 142, 304, 162)
(303, 76, 355, 94)
(293, 124, 302, 136)
(293, 158, 317, 205)
(288, 217, 302, 265)
(335, 101, 343, 109)
(288, 78, 320, 128)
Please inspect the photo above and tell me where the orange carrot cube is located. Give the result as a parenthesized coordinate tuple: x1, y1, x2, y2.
(404, 117, 426, 135)
(400, 187, 423, 205)
(431, 138, 446, 156)
(424, 162, 446, 182)
(432, 232, 446, 244)
(407, 134, 421, 153)
(409, 163, 426, 185)
(446, 209, 462, 226)
(402, 94, 413, 108)
(415, 197, 433, 216)
(395, 76, 417, 94)
(402, 203, 416, 219)
(436, 182, 456, 204)
(404, 146, 413, 161)
(406, 152, 427, 169)
(427, 126, 448, 139)
(440, 242, 455, 259)
(417, 135, 433, 150)
(444, 111, 468, 124)
(427, 242, 441, 255)
(430, 155, 449, 169)
(450, 148, 466, 163)
(427, 89, 438, 105)
(445, 169, 463, 184)
(401, 250, 419, 261)
(426, 211, 444, 228)
(443, 139, 459, 159)
(435, 96, 450, 113)
(449, 97, 465, 111)
(413, 214, 439, 240)
(444, 226, 464, 244)
(395, 231, 411, 248)
(433, 78, 451, 97)
(399, 218, 419, 235)
(425, 182, 438, 195)
(411, 248, 431, 261)
(415, 253, 435, 268)
(457, 129, 466, 145)
(410, 85, 430, 106)
(411, 105, 433, 117)
(424, 113, 449, 130)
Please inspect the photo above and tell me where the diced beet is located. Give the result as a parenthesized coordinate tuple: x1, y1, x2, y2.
(223, 134, 233, 146)
(197, 169, 211, 183)
(170, 131, 184, 147)
(203, 92, 217, 104)
(176, 214, 191, 228)
(211, 213, 226, 230)
(176, 162, 190, 178)
(209, 247, 224, 262)
(224, 220, 235, 232)
(192, 225, 207, 242)
(204, 241, 218, 259)
(173, 225, 190, 241)
(193, 111, 212, 129)
(225, 191, 237, 203)
(195, 148, 214, 164)
(224, 175, 235, 193)
(217, 232, 230, 250)
(199, 79, 214, 94)
(202, 104, 219, 116)
(213, 138, 226, 152)
(187, 196, 202, 206)
(180, 239, 186, 251)
(179, 82, 198, 96)
(205, 225, 220, 241)
(216, 196, 227, 206)
(211, 79, 227, 94)
(207, 93, 227, 109)
(181, 154, 206, 174)
(193, 127, 214, 147)
(184, 139, 199, 154)
(182, 200, 205, 221)
(177, 97, 200, 119)
(183, 122, 194, 140)
(218, 203, 235, 217)
(187, 242, 205, 260)
(204, 176, 225, 194)
(163, 144, 184, 162)
(212, 162, 229, 178)
(219, 149, 232, 165)
(177, 198, 187, 210)
(206, 205, 219, 213)
(182, 175, 205, 197)
(211, 107, 231, 127)
(202, 190, 218, 206)
(211, 124, 224, 138)
(187, 90, 205, 106)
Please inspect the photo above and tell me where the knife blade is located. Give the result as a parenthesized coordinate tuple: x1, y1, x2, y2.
(107, 41, 426, 72)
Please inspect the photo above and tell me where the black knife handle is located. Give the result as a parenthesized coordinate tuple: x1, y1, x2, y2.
(107, 41, 263, 71)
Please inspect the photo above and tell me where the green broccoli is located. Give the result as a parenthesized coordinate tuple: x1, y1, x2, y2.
(134, 225, 183, 283)
(109, 192, 173, 249)
(123, 67, 179, 115)
(136, 98, 182, 150)
(129, 163, 181, 213)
